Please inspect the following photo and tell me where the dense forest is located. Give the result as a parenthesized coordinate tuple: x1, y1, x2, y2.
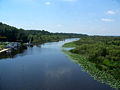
(63, 36, 120, 89)
(0, 22, 87, 44)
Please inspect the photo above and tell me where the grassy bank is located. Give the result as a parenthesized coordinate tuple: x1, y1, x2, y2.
(62, 41, 78, 48)
(0, 45, 6, 49)
(62, 49, 120, 89)
(0, 42, 6, 49)
(62, 36, 120, 89)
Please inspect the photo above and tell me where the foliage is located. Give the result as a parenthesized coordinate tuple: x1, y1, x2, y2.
(0, 22, 87, 44)
(62, 41, 78, 47)
(0, 45, 6, 49)
(62, 49, 120, 89)
(66, 36, 120, 68)
(63, 36, 120, 89)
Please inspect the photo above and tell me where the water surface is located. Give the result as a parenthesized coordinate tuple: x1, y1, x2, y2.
(0, 39, 115, 90)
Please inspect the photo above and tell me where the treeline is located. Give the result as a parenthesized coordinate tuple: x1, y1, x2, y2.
(0, 22, 28, 42)
(0, 22, 87, 44)
(27, 30, 87, 44)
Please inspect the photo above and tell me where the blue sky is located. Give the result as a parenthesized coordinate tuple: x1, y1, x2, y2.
(0, 0, 120, 35)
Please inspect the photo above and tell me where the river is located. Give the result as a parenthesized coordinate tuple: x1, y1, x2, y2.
(0, 38, 115, 90)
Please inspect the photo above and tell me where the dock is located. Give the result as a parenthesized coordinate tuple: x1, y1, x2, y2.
(0, 49, 9, 53)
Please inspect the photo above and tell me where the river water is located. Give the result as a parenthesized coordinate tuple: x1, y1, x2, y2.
(0, 39, 115, 90)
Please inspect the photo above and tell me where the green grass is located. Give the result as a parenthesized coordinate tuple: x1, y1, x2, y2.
(0, 45, 6, 49)
(62, 41, 78, 48)
(62, 49, 120, 89)
(62, 37, 120, 89)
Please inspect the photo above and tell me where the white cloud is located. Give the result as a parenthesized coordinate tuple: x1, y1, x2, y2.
(45, 2, 51, 5)
(106, 10, 116, 15)
(56, 24, 63, 27)
(101, 18, 114, 22)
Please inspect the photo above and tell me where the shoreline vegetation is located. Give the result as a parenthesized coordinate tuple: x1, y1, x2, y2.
(0, 22, 87, 44)
(0, 22, 87, 54)
(62, 36, 120, 89)
(1, 22, 120, 89)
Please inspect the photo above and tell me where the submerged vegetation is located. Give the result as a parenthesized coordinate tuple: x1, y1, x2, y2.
(63, 36, 120, 89)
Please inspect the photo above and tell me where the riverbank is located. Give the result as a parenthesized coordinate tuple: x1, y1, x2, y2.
(0, 38, 116, 90)
(62, 41, 78, 48)
(62, 49, 120, 89)
(0, 42, 28, 54)
(62, 36, 120, 89)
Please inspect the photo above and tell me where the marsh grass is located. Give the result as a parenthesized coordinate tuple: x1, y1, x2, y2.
(62, 41, 78, 48)
(62, 49, 120, 89)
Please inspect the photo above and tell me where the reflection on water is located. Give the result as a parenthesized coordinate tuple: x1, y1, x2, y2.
(0, 47, 27, 60)
(0, 39, 116, 90)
